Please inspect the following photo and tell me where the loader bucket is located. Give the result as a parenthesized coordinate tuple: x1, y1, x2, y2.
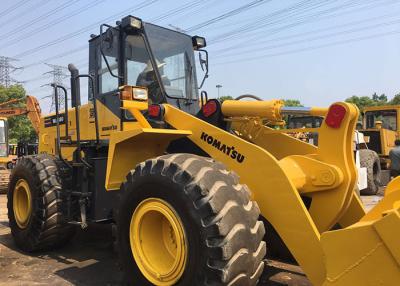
(321, 188, 400, 285)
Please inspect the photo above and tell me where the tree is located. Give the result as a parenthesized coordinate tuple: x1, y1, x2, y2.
(345, 93, 388, 111)
(345, 95, 375, 110)
(0, 85, 36, 144)
(282, 99, 303, 107)
(218, 95, 233, 102)
(372, 92, 388, 105)
(389, 93, 400, 105)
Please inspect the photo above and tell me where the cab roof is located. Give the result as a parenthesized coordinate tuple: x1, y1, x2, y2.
(363, 105, 400, 112)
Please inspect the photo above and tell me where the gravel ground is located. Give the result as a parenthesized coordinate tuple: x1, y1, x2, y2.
(0, 191, 384, 286)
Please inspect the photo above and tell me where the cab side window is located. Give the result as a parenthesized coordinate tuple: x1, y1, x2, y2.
(99, 55, 118, 93)
(97, 30, 119, 94)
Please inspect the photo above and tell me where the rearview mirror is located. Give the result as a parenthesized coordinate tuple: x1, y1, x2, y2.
(197, 49, 208, 89)
(99, 24, 121, 79)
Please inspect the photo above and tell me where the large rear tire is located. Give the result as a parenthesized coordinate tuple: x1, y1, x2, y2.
(117, 154, 266, 285)
(359, 149, 381, 195)
(7, 154, 75, 252)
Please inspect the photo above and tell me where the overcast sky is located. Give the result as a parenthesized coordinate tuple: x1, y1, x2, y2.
(1, 0, 400, 112)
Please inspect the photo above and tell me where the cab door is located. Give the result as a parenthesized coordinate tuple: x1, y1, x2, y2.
(89, 28, 122, 140)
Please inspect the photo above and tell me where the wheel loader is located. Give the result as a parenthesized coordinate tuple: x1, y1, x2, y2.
(358, 105, 400, 188)
(7, 15, 400, 285)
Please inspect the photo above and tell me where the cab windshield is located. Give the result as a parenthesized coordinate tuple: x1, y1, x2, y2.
(365, 110, 397, 130)
(125, 23, 198, 103)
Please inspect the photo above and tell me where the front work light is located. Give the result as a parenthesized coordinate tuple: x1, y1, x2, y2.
(192, 36, 207, 50)
(132, 87, 148, 101)
(121, 15, 142, 31)
(120, 85, 148, 101)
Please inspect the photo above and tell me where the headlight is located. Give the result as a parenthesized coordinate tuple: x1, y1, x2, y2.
(132, 87, 148, 101)
(120, 86, 148, 101)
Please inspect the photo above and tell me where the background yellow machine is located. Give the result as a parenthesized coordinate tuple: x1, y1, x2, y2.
(358, 105, 400, 184)
(360, 105, 400, 158)
(0, 96, 41, 192)
(7, 16, 400, 285)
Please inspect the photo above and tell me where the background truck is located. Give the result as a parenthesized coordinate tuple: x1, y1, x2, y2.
(6, 15, 400, 286)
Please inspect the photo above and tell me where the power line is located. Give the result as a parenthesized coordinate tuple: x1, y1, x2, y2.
(17, 0, 207, 69)
(13, 0, 160, 58)
(0, 0, 33, 19)
(20, 44, 88, 69)
(27, 85, 49, 95)
(213, 7, 400, 55)
(207, 0, 383, 45)
(150, 0, 207, 22)
(168, 0, 220, 23)
(215, 28, 400, 65)
(185, 0, 272, 32)
(215, 16, 400, 58)
(0, 0, 81, 41)
(207, 0, 398, 58)
(208, 0, 330, 43)
(21, 0, 220, 95)
(0, 0, 49, 29)
(21, 74, 52, 84)
(222, 0, 396, 45)
(0, 0, 107, 50)
(16, 0, 219, 71)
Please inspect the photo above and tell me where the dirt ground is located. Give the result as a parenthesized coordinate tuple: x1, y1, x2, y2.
(0, 193, 383, 286)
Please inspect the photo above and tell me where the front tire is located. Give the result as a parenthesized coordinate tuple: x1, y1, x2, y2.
(117, 154, 266, 285)
(7, 154, 75, 252)
(359, 149, 381, 195)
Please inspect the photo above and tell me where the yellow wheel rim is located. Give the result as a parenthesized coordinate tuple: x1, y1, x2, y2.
(13, 179, 32, 229)
(130, 198, 187, 285)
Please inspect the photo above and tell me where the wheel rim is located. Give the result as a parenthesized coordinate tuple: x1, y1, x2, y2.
(130, 198, 187, 285)
(13, 179, 32, 229)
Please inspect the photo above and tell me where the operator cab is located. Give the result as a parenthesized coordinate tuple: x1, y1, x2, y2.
(88, 15, 207, 121)
(361, 107, 399, 155)
(364, 109, 397, 131)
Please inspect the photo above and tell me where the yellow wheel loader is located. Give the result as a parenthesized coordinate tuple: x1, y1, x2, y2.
(358, 105, 400, 188)
(7, 16, 400, 285)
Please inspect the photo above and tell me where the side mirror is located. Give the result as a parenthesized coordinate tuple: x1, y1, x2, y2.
(199, 52, 207, 71)
(197, 49, 208, 89)
(100, 24, 122, 79)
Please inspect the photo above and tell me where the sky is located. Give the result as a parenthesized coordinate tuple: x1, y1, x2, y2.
(1, 0, 400, 112)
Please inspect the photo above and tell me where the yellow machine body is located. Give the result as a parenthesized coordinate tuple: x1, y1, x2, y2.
(360, 104, 400, 168)
(37, 93, 400, 285)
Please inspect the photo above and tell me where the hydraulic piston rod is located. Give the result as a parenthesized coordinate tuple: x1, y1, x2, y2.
(221, 99, 328, 121)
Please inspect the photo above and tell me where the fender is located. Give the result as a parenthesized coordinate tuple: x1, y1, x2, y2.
(105, 128, 191, 190)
